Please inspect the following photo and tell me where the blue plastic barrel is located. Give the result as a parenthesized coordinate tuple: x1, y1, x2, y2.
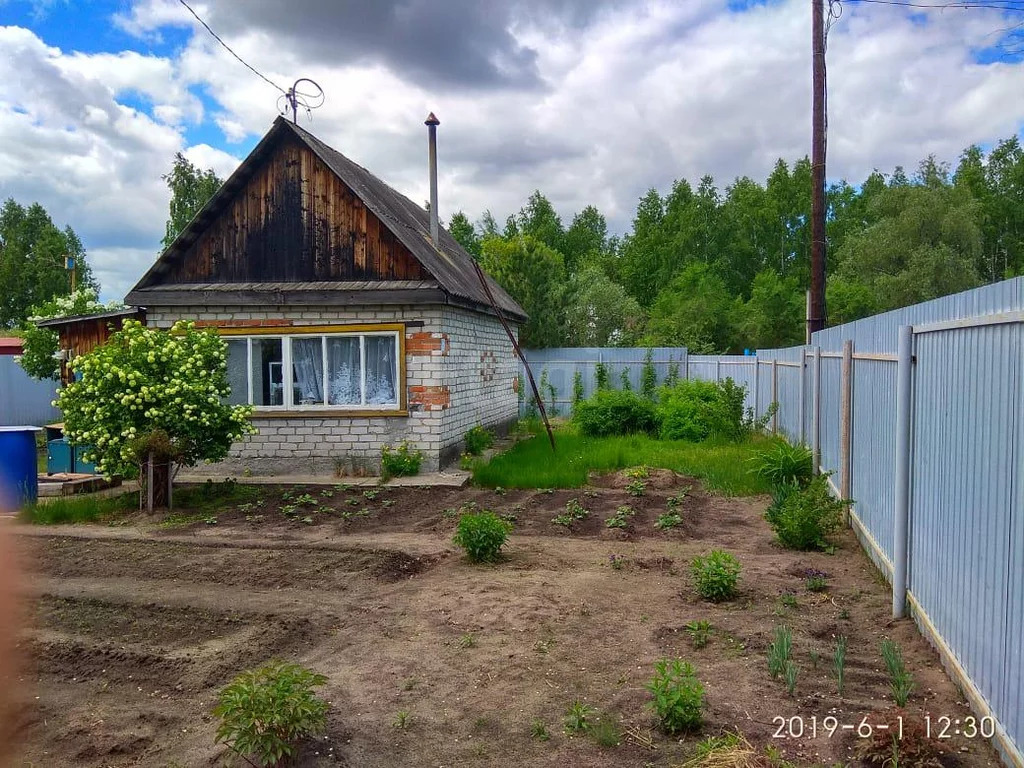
(0, 426, 42, 509)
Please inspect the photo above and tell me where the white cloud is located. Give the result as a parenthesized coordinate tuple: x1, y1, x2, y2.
(2, 0, 1024, 303)
(183, 142, 241, 179)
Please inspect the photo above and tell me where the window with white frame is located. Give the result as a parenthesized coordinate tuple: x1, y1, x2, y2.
(224, 331, 401, 410)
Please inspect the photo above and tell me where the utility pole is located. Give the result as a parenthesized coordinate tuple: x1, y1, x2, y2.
(810, 0, 827, 333)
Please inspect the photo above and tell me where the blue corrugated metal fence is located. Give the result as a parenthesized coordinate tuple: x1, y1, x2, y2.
(0, 356, 60, 426)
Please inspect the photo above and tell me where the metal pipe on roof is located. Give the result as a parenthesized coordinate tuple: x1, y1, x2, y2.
(425, 112, 440, 246)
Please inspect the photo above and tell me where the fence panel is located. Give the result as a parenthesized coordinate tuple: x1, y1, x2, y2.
(519, 348, 687, 415)
(0, 356, 59, 426)
(685, 355, 757, 411)
(849, 357, 898, 562)
(908, 322, 1022, 750)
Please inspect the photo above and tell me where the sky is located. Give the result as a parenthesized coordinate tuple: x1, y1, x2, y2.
(1, 0, 1023, 303)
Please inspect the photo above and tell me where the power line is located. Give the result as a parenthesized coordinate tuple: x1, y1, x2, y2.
(843, 0, 1024, 11)
(177, 0, 286, 94)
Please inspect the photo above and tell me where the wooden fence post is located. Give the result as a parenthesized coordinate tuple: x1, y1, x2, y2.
(840, 339, 854, 502)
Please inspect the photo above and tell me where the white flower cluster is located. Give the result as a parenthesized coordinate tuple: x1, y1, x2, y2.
(56, 319, 255, 477)
(28, 288, 124, 323)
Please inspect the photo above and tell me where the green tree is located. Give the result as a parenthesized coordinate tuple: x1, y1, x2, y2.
(561, 205, 608, 273)
(832, 170, 983, 312)
(448, 211, 480, 257)
(643, 263, 739, 353)
(161, 152, 223, 249)
(516, 190, 565, 254)
(479, 235, 567, 348)
(57, 320, 255, 510)
(740, 270, 804, 348)
(0, 199, 96, 328)
(564, 264, 644, 346)
(618, 189, 668, 307)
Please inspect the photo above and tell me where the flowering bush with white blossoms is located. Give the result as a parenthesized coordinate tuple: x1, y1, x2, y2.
(56, 319, 256, 478)
(19, 288, 126, 381)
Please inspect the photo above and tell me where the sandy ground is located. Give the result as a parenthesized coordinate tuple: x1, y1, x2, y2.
(8, 473, 1001, 767)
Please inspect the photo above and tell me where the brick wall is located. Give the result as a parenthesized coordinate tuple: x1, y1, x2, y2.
(147, 302, 518, 475)
(439, 306, 519, 465)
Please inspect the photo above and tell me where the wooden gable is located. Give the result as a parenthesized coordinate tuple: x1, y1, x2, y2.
(159, 134, 430, 284)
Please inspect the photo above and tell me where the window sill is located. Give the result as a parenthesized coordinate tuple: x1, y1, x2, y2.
(249, 409, 408, 419)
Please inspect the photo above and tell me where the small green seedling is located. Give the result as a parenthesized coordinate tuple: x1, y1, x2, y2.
(625, 479, 646, 497)
(655, 512, 683, 530)
(767, 625, 793, 680)
(684, 620, 712, 649)
(564, 700, 595, 734)
(606, 505, 634, 529)
(834, 635, 847, 696)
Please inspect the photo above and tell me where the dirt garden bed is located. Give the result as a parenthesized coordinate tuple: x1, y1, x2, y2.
(10, 470, 1000, 767)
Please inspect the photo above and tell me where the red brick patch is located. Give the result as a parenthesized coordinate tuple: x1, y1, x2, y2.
(409, 385, 450, 410)
(406, 332, 449, 356)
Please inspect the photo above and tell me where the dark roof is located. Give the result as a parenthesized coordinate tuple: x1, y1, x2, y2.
(35, 307, 145, 329)
(129, 117, 526, 323)
(0, 337, 23, 355)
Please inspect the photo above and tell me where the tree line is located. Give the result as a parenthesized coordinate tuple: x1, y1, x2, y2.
(4, 140, 1024, 354)
(450, 137, 1024, 351)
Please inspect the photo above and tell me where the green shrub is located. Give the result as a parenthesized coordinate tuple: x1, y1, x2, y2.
(646, 659, 705, 733)
(656, 378, 747, 442)
(213, 660, 328, 766)
(764, 474, 846, 551)
(453, 510, 512, 562)
(381, 440, 423, 479)
(691, 550, 741, 601)
(749, 441, 813, 487)
(572, 389, 658, 437)
(463, 425, 495, 456)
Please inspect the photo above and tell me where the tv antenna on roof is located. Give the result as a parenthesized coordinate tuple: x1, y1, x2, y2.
(278, 78, 325, 124)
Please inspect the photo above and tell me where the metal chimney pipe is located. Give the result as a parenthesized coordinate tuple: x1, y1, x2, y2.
(425, 112, 440, 245)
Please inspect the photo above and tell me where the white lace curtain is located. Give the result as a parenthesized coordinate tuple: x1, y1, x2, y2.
(365, 336, 397, 405)
(328, 337, 361, 405)
(292, 338, 324, 405)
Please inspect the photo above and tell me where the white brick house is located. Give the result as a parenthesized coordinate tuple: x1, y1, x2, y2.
(126, 117, 525, 475)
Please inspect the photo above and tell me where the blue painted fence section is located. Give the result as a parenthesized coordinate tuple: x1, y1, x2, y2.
(748, 277, 1024, 767)
(519, 350, 764, 416)
(531, 278, 1024, 763)
(518, 347, 687, 416)
(0, 356, 59, 427)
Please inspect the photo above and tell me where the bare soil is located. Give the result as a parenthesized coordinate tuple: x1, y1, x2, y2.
(9, 472, 1001, 767)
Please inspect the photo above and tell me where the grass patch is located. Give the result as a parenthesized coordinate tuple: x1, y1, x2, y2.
(20, 493, 135, 525)
(472, 425, 777, 495)
(20, 479, 261, 525)
(173, 480, 261, 511)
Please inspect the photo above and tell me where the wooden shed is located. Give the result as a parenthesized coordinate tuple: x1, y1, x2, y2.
(36, 307, 147, 386)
